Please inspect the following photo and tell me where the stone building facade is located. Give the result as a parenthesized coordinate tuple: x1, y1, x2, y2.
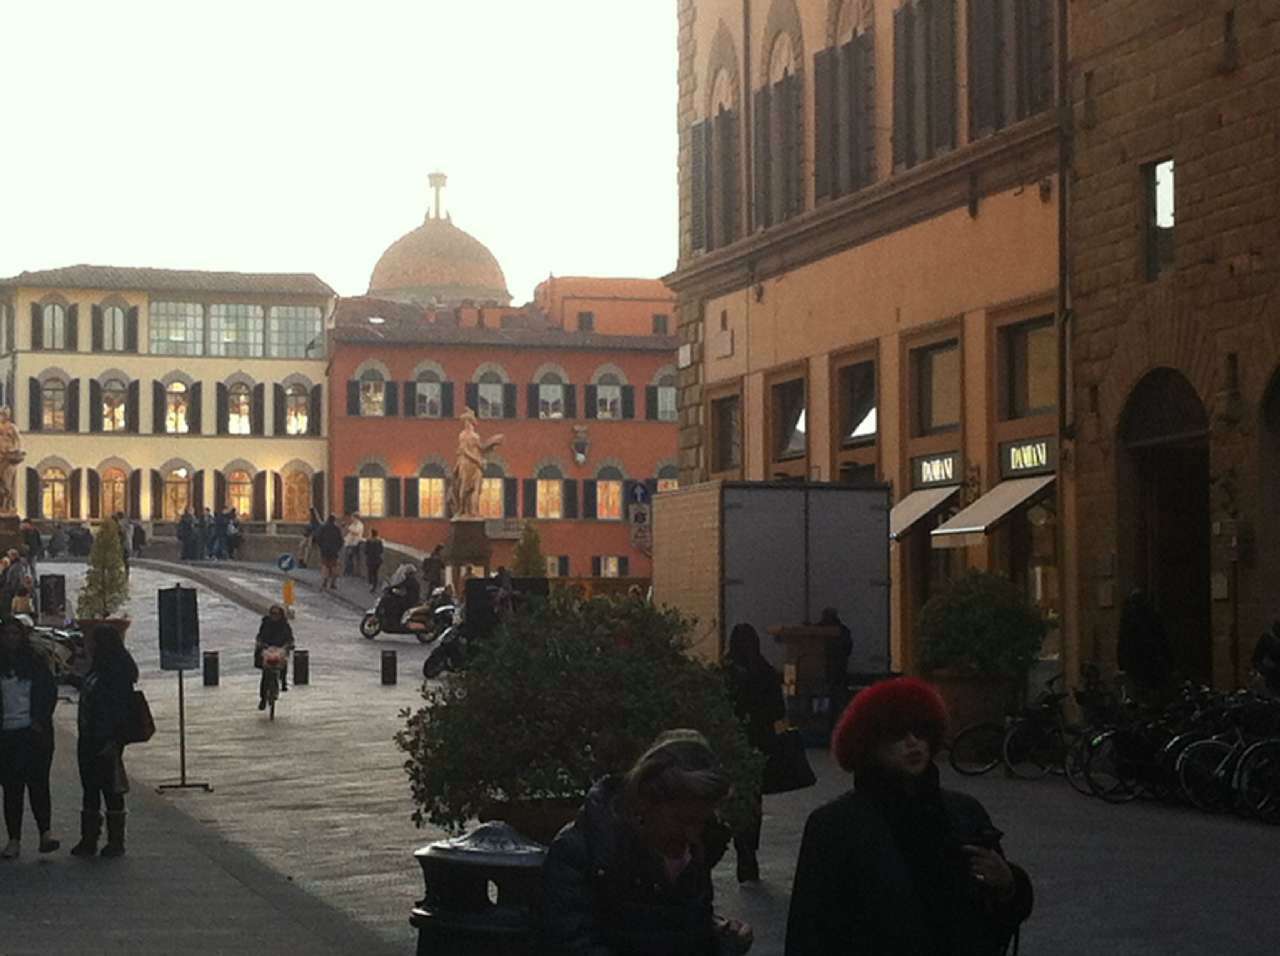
(1066, 0, 1280, 687)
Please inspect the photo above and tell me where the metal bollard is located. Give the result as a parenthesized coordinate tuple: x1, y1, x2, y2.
(293, 649, 309, 686)
(202, 651, 219, 686)
(381, 649, 397, 685)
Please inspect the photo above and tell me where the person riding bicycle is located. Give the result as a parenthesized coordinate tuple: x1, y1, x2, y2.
(254, 605, 294, 711)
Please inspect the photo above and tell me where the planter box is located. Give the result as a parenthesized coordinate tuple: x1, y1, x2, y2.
(926, 670, 1018, 735)
(479, 797, 581, 847)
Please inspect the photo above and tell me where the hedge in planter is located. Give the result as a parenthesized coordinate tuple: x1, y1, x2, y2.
(916, 569, 1049, 678)
(76, 517, 130, 621)
(395, 590, 763, 833)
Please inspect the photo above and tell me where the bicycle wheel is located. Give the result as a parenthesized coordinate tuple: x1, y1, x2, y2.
(1003, 721, 1056, 779)
(949, 722, 1005, 776)
(1236, 739, 1280, 824)
(264, 669, 279, 721)
(1084, 730, 1138, 803)
(1064, 729, 1094, 796)
(1177, 739, 1232, 813)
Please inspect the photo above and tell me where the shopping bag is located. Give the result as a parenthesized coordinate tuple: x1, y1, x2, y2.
(761, 727, 817, 794)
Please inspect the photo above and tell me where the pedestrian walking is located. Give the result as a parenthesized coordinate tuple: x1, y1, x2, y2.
(177, 507, 197, 561)
(131, 521, 146, 558)
(724, 622, 785, 884)
(226, 510, 243, 560)
(786, 677, 1033, 955)
(342, 513, 364, 577)
(47, 523, 68, 559)
(818, 606, 854, 720)
(212, 508, 231, 560)
(364, 529, 384, 593)
(254, 605, 294, 710)
(421, 543, 445, 592)
(196, 508, 212, 561)
(0, 617, 60, 859)
(316, 515, 344, 591)
(296, 506, 322, 568)
(114, 513, 130, 578)
(70, 624, 138, 859)
(542, 729, 753, 955)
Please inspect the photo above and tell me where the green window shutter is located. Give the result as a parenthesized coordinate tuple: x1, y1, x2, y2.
(690, 121, 708, 252)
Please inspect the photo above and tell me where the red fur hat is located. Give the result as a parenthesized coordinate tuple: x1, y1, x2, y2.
(831, 676, 948, 772)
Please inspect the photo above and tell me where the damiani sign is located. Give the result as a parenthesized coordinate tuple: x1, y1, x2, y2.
(913, 452, 961, 489)
(1000, 437, 1058, 478)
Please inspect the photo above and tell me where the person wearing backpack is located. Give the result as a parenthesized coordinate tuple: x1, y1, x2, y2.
(0, 617, 60, 859)
(71, 624, 138, 859)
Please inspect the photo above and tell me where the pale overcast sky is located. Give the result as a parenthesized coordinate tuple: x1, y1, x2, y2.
(0, 1, 679, 303)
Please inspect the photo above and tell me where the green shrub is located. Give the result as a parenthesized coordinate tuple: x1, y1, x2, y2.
(511, 522, 546, 577)
(395, 590, 762, 833)
(76, 518, 130, 619)
(916, 569, 1048, 678)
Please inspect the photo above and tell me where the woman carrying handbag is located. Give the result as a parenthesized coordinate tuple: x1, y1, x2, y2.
(0, 617, 60, 859)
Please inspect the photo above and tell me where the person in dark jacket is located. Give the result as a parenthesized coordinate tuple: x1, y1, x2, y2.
(1252, 621, 1280, 696)
(316, 515, 344, 590)
(364, 529, 385, 593)
(296, 507, 322, 568)
(542, 729, 753, 956)
(71, 624, 138, 859)
(1117, 589, 1174, 701)
(196, 508, 212, 561)
(786, 677, 1033, 956)
(177, 508, 197, 561)
(725, 623, 784, 883)
(254, 605, 295, 709)
(0, 617, 60, 858)
(422, 544, 445, 592)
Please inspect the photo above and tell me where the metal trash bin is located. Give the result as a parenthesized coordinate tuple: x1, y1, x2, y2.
(293, 648, 309, 685)
(381, 649, 397, 685)
(410, 822, 546, 956)
(202, 651, 219, 686)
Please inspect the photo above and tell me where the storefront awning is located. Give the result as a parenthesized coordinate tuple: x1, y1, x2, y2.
(889, 485, 960, 540)
(931, 475, 1055, 549)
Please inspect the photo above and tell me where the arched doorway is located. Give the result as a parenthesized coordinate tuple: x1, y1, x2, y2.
(1117, 368, 1212, 684)
(1261, 373, 1280, 630)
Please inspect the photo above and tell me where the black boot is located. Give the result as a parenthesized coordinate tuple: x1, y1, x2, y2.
(70, 812, 101, 858)
(100, 811, 127, 858)
(736, 851, 760, 884)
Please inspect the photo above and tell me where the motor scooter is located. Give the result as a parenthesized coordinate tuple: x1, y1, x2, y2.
(422, 604, 465, 679)
(360, 585, 455, 644)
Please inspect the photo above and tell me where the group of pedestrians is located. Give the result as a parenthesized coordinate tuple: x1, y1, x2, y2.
(176, 506, 243, 562)
(297, 510, 390, 593)
(1, 619, 138, 861)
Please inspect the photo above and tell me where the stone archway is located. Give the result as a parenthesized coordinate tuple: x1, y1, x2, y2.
(1117, 368, 1212, 684)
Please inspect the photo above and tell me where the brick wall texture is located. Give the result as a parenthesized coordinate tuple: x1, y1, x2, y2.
(652, 481, 722, 661)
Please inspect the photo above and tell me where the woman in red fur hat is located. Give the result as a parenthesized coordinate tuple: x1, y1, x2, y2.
(785, 677, 1032, 955)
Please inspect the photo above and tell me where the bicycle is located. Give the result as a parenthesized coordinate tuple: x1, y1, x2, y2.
(260, 645, 289, 721)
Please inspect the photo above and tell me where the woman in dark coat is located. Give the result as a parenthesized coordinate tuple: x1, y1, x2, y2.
(71, 624, 138, 859)
(0, 617, 60, 858)
(786, 677, 1033, 956)
(725, 623, 784, 883)
(254, 605, 294, 709)
(541, 729, 752, 956)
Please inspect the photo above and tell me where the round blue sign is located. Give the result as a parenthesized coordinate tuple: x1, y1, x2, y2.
(276, 554, 296, 572)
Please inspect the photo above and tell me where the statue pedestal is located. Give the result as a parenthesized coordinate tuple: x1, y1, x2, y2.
(443, 518, 492, 575)
(0, 514, 23, 557)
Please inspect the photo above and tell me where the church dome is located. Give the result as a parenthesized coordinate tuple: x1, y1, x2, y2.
(368, 174, 511, 307)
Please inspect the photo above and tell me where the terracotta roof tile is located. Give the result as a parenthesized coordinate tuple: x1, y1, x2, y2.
(0, 264, 334, 297)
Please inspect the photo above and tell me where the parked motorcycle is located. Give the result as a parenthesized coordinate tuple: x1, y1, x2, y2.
(422, 609, 464, 679)
(360, 585, 455, 644)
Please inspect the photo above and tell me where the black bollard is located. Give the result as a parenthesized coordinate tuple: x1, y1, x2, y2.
(202, 651, 219, 687)
(293, 649, 309, 686)
(381, 649, 397, 686)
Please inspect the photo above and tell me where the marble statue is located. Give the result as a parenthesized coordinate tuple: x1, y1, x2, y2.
(0, 407, 24, 516)
(450, 409, 503, 518)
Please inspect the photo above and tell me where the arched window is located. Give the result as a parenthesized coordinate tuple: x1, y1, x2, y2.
(101, 467, 128, 518)
(102, 378, 128, 432)
(358, 462, 386, 517)
(596, 466, 624, 521)
(164, 467, 191, 520)
(40, 467, 68, 519)
(285, 384, 309, 436)
(282, 470, 311, 523)
(102, 306, 127, 352)
(227, 382, 252, 435)
(756, 29, 803, 227)
(41, 304, 66, 350)
(359, 369, 385, 416)
(41, 380, 67, 431)
(538, 371, 565, 420)
(226, 469, 253, 516)
(479, 463, 505, 519)
(418, 464, 447, 518)
(536, 464, 563, 519)
(165, 382, 190, 434)
(657, 373, 677, 422)
(416, 370, 443, 418)
(596, 373, 622, 420)
(477, 370, 505, 419)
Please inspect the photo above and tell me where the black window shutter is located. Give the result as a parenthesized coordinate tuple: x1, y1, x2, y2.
(343, 477, 359, 516)
(309, 384, 323, 435)
(29, 304, 42, 351)
(26, 467, 40, 518)
(189, 382, 202, 434)
(644, 478, 659, 499)
(193, 471, 205, 514)
(623, 480, 637, 511)
(582, 479, 598, 519)
(714, 107, 741, 245)
(591, 556, 601, 577)
(771, 76, 790, 223)
(585, 385, 598, 419)
(152, 382, 166, 433)
(893, 5, 911, 168)
(91, 305, 104, 351)
(384, 380, 399, 416)
(442, 382, 455, 417)
(558, 556, 570, 577)
(65, 379, 79, 432)
(70, 469, 82, 519)
(969, 0, 997, 138)
(66, 304, 78, 350)
(272, 472, 283, 521)
(502, 383, 518, 419)
(564, 384, 577, 419)
(125, 307, 138, 352)
(857, 30, 876, 187)
(251, 383, 265, 436)
(88, 469, 101, 519)
(252, 472, 267, 521)
(563, 479, 579, 519)
(814, 47, 837, 202)
(753, 86, 772, 229)
(503, 477, 519, 518)
(346, 380, 360, 416)
(386, 478, 402, 517)
(645, 385, 658, 420)
(312, 471, 326, 515)
(89, 380, 103, 432)
(126, 380, 139, 433)
(273, 384, 287, 435)
(929, 0, 957, 155)
(690, 120, 708, 252)
(621, 385, 635, 420)
(404, 478, 420, 518)
(128, 469, 141, 519)
(214, 471, 227, 511)
(465, 383, 479, 414)
(619, 556, 630, 577)
(527, 383, 540, 419)
(522, 479, 538, 518)
(403, 381, 416, 416)
(27, 378, 41, 432)
(216, 383, 229, 435)
(150, 470, 164, 519)
(1023, 0, 1053, 115)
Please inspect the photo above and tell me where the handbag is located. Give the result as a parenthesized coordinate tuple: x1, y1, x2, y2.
(761, 727, 817, 795)
(122, 689, 156, 745)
